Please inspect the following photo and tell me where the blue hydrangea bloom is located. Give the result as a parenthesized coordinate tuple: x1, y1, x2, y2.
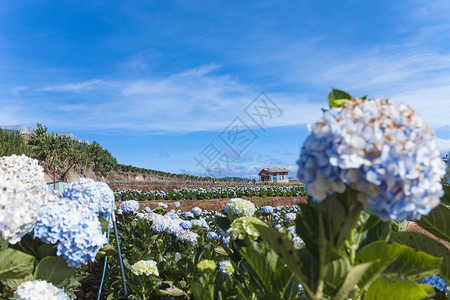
(120, 200, 140, 213)
(180, 220, 192, 230)
(34, 199, 106, 267)
(184, 212, 194, 219)
(297, 98, 446, 221)
(192, 207, 202, 216)
(144, 207, 153, 213)
(63, 178, 114, 219)
(285, 213, 296, 222)
(262, 206, 274, 214)
(420, 275, 447, 291)
(206, 231, 219, 241)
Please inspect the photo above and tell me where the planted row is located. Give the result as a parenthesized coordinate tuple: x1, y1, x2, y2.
(114, 185, 307, 201)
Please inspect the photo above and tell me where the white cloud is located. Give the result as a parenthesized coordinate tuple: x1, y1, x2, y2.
(41, 79, 105, 92)
(436, 138, 450, 157)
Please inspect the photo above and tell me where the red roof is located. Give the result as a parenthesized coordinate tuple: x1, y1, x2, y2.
(258, 168, 289, 175)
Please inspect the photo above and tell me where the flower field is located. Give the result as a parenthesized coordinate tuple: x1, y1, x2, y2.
(114, 185, 307, 201)
(1, 90, 449, 299)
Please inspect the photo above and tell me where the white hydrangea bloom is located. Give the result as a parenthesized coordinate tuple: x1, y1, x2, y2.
(13, 280, 69, 300)
(131, 260, 159, 276)
(0, 155, 52, 245)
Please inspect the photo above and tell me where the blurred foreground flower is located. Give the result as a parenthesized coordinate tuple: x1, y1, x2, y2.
(13, 280, 69, 300)
(297, 98, 445, 221)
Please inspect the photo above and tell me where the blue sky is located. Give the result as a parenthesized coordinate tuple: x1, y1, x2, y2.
(1, 1, 449, 178)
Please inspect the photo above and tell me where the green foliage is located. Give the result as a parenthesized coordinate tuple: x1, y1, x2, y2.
(34, 257, 76, 287)
(328, 88, 352, 108)
(0, 249, 35, 280)
(0, 129, 30, 156)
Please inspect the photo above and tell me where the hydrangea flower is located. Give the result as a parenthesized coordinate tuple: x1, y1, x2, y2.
(120, 200, 140, 213)
(284, 213, 296, 222)
(157, 202, 168, 209)
(34, 199, 106, 267)
(297, 98, 446, 221)
(176, 230, 198, 245)
(184, 212, 194, 219)
(63, 178, 114, 219)
(206, 231, 220, 241)
(228, 217, 267, 240)
(144, 207, 153, 213)
(192, 207, 202, 216)
(191, 219, 202, 227)
(262, 206, 274, 214)
(225, 198, 256, 220)
(13, 280, 69, 300)
(180, 220, 192, 230)
(219, 260, 234, 275)
(0, 155, 50, 244)
(173, 201, 181, 208)
(420, 275, 447, 292)
(0, 175, 47, 244)
(0, 154, 46, 192)
(197, 259, 217, 272)
(131, 260, 159, 276)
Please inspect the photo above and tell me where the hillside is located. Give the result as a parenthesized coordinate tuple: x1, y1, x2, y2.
(2, 124, 233, 186)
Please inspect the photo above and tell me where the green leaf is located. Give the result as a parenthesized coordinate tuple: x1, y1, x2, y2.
(334, 261, 376, 300)
(214, 217, 231, 231)
(99, 217, 110, 234)
(441, 185, 450, 206)
(240, 248, 272, 290)
(37, 244, 57, 259)
(416, 204, 450, 242)
(255, 225, 311, 289)
(355, 241, 406, 289)
(384, 246, 441, 280)
(364, 276, 435, 300)
(214, 247, 228, 256)
(390, 231, 450, 282)
(323, 256, 352, 291)
(359, 219, 392, 248)
(159, 285, 187, 297)
(360, 214, 381, 233)
(356, 241, 441, 292)
(328, 88, 352, 108)
(34, 256, 76, 287)
(0, 248, 35, 280)
(96, 243, 117, 257)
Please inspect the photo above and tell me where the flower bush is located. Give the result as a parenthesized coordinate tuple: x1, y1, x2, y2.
(0, 154, 113, 298)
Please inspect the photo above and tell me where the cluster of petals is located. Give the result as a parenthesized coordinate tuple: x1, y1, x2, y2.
(144, 212, 198, 245)
(34, 198, 106, 267)
(63, 178, 114, 218)
(0, 155, 48, 244)
(225, 198, 256, 220)
(13, 280, 69, 300)
(119, 200, 140, 213)
(297, 98, 446, 220)
(131, 260, 159, 276)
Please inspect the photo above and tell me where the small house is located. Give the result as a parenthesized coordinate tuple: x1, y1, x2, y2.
(258, 168, 289, 183)
(47, 181, 68, 193)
